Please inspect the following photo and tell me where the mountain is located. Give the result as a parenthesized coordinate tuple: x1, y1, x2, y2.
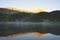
(0, 8, 19, 14)
(0, 8, 60, 22)
(7, 8, 31, 13)
(0, 8, 33, 21)
(32, 8, 46, 13)
(7, 8, 46, 13)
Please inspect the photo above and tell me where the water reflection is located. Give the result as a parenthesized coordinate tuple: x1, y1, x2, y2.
(0, 22, 60, 37)
(0, 33, 60, 40)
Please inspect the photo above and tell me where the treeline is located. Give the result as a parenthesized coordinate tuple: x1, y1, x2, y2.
(0, 8, 60, 22)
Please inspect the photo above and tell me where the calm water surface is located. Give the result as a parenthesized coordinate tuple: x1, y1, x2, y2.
(0, 33, 60, 40)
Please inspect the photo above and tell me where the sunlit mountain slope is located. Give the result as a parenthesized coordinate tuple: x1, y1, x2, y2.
(7, 8, 46, 13)
(7, 8, 32, 13)
(32, 8, 47, 13)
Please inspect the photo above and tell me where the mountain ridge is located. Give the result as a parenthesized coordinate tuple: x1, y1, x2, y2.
(0, 8, 46, 13)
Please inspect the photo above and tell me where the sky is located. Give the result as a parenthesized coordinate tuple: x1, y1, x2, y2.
(0, 0, 60, 11)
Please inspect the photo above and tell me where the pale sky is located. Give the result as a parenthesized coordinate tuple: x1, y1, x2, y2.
(0, 0, 60, 11)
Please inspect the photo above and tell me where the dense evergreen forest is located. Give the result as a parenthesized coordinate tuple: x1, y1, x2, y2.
(0, 8, 60, 22)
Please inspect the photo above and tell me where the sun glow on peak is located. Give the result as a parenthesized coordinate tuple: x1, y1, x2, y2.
(7, 8, 31, 12)
(32, 8, 47, 13)
(7, 7, 46, 13)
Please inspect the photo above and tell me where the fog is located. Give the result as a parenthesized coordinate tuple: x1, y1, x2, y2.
(0, 21, 60, 37)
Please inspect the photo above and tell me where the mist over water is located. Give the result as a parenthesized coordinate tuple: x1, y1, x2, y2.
(0, 21, 60, 37)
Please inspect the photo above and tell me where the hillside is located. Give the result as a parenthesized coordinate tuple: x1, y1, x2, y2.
(0, 8, 60, 22)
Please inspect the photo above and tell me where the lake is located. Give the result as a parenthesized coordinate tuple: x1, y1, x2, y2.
(0, 33, 60, 40)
